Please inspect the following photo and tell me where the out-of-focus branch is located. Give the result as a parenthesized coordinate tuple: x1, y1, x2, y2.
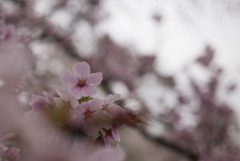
(140, 129, 199, 161)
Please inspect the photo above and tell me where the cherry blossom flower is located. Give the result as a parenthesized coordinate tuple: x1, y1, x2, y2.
(101, 94, 122, 144)
(73, 98, 104, 136)
(29, 94, 48, 112)
(62, 62, 103, 99)
(28, 91, 56, 112)
(26, 92, 64, 121)
(25, 93, 51, 121)
(103, 94, 125, 124)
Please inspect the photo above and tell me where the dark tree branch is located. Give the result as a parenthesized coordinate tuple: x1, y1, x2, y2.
(140, 129, 199, 161)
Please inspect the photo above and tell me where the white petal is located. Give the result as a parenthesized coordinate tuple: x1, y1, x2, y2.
(105, 94, 120, 104)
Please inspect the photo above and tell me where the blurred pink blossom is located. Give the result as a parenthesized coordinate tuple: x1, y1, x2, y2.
(2, 147, 20, 161)
(0, 19, 19, 43)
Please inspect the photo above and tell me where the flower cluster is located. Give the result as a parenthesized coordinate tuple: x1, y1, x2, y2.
(26, 61, 130, 146)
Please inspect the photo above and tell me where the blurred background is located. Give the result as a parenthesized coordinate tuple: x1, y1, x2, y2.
(1, 0, 240, 160)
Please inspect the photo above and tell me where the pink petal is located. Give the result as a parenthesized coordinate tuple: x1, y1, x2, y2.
(83, 118, 99, 136)
(76, 102, 89, 113)
(29, 94, 47, 111)
(88, 98, 103, 111)
(80, 86, 96, 97)
(112, 127, 120, 143)
(69, 86, 82, 99)
(86, 72, 103, 86)
(62, 71, 78, 87)
(103, 135, 111, 147)
(110, 104, 125, 117)
(73, 62, 90, 79)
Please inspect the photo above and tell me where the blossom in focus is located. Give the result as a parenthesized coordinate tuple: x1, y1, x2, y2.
(62, 62, 103, 99)
(73, 98, 104, 136)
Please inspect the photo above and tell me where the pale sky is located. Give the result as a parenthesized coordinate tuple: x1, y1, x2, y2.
(98, 0, 240, 74)
(98, 0, 240, 122)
